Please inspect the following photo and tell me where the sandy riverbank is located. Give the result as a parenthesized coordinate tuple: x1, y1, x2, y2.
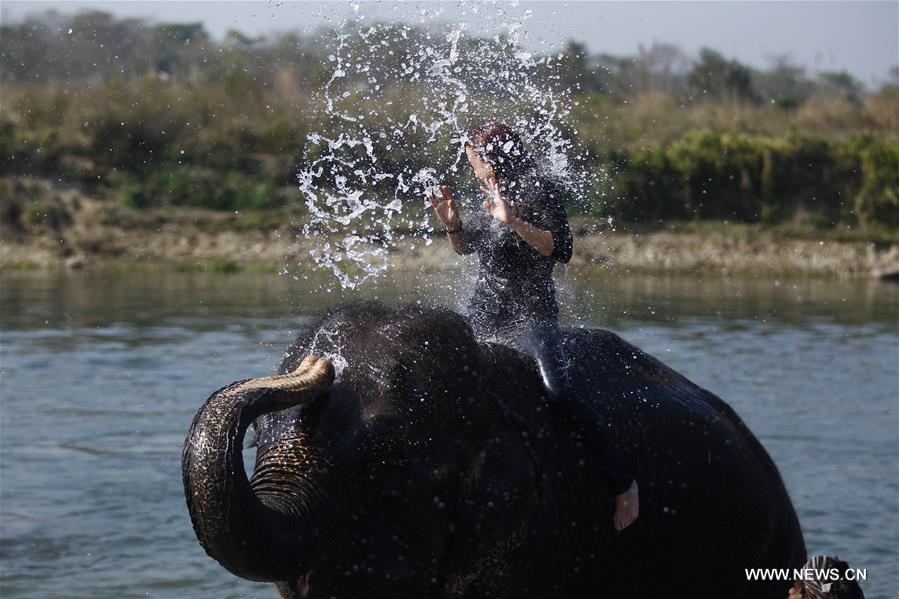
(2, 178, 897, 279)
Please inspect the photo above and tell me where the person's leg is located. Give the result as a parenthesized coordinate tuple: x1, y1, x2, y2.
(521, 324, 639, 532)
(551, 393, 633, 493)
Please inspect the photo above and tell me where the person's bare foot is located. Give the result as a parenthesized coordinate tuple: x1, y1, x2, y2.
(613, 480, 639, 532)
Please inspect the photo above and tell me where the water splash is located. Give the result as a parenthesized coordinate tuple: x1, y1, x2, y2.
(295, 4, 580, 289)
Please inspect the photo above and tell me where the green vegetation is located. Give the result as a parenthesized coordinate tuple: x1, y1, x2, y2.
(175, 259, 242, 273)
(606, 132, 898, 229)
(1, 10, 897, 231)
(0, 260, 40, 272)
(107, 168, 283, 211)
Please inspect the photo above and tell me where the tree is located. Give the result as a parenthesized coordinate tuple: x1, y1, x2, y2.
(687, 48, 758, 102)
(887, 65, 899, 87)
(557, 41, 589, 91)
(632, 43, 691, 96)
(816, 70, 863, 104)
(752, 55, 813, 108)
(156, 22, 207, 44)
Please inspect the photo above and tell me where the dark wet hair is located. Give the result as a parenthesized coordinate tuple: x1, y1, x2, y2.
(797, 556, 865, 599)
(465, 122, 537, 197)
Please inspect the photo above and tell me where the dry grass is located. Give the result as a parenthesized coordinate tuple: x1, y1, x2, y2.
(571, 89, 899, 151)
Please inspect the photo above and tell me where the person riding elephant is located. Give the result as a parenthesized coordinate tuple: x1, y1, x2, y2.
(183, 302, 806, 598)
(429, 121, 639, 532)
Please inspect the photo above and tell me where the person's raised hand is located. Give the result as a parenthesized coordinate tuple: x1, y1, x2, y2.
(481, 176, 517, 225)
(428, 185, 461, 230)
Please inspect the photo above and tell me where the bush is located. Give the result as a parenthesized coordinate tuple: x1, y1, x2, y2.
(855, 138, 899, 228)
(109, 167, 283, 211)
(666, 131, 764, 221)
(605, 148, 685, 223)
(602, 132, 898, 230)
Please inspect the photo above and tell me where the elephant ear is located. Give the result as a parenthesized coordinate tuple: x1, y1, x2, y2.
(447, 395, 542, 594)
(435, 342, 544, 594)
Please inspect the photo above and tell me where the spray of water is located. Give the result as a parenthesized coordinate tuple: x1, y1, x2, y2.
(295, 3, 584, 289)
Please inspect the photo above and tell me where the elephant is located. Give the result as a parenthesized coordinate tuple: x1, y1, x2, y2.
(182, 302, 806, 598)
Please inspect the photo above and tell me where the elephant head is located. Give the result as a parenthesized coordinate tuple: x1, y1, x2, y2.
(182, 303, 541, 596)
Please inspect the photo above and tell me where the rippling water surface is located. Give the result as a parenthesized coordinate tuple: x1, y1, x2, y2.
(1, 270, 896, 598)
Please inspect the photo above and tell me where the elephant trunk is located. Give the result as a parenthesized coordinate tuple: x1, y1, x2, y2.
(181, 355, 335, 582)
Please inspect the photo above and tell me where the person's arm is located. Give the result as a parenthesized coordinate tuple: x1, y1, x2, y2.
(446, 225, 474, 255)
(482, 177, 571, 261)
(506, 217, 554, 256)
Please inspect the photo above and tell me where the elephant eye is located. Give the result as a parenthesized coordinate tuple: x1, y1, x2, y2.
(361, 414, 407, 435)
(354, 415, 408, 449)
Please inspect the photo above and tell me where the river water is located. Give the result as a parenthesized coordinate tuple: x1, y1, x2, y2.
(1, 270, 896, 598)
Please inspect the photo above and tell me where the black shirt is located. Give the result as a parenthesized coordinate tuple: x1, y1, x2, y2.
(457, 174, 573, 339)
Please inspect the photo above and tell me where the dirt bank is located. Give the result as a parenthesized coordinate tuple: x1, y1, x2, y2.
(2, 177, 897, 279)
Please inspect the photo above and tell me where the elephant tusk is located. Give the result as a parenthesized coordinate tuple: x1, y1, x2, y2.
(234, 354, 335, 401)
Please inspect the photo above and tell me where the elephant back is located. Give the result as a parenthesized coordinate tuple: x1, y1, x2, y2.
(558, 328, 806, 597)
